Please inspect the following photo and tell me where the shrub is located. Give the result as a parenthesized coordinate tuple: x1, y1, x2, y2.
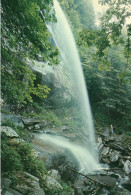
(1, 139, 23, 173)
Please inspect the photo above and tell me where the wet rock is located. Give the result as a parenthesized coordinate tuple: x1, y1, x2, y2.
(108, 143, 127, 153)
(110, 150, 121, 162)
(109, 187, 131, 195)
(100, 147, 110, 156)
(97, 188, 110, 195)
(48, 169, 61, 182)
(122, 160, 131, 174)
(73, 178, 85, 189)
(43, 169, 63, 190)
(92, 175, 117, 187)
(115, 135, 124, 142)
(1, 126, 18, 138)
(97, 137, 104, 152)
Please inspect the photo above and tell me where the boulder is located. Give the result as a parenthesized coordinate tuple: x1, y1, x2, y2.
(14, 172, 45, 195)
(48, 169, 61, 182)
(1, 126, 18, 138)
(97, 137, 104, 152)
(122, 160, 131, 174)
(91, 175, 117, 187)
(1, 113, 23, 127)
(22, 118, 40, 128)
(100, 147, 110, 156)
(43, 169, 63, 190)
(110, 150, 121, 162)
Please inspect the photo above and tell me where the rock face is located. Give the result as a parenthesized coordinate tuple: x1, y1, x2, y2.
(1, 126, 18, 138)
(1, 178, 22, 195)
(43, 169, 63, 190)
(22, 118, 40, 128)
(31, 61, 77, 106)
(22, 118, 48, 131)
(14, 172, 45, 195)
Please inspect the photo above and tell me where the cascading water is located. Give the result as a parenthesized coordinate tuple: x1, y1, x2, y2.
(35, 0, 100, 173)
(48, 0, 96, 151)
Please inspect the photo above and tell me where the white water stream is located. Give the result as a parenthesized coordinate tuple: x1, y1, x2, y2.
(35, 133, 100, 173)
(36, 0, 101, 173)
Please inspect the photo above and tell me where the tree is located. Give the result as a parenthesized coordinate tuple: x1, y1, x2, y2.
(2, 0, 59, 107)
(82, 45, 131, 132)
(78, 0, 131, 73)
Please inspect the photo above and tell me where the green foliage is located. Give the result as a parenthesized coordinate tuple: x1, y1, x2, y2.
(82, 45, 131, 132)
(1, 121, 45, 179)
(2, 119, 29, 140)
(2, 0, 59, 108)
(1, 135, 23, 173)
(58, 0, 95, 35)
(16, 143, 46, 178)
(44, 181, 74, 195)
(21, 103, 62, 127)
(78, 0, 131, 69)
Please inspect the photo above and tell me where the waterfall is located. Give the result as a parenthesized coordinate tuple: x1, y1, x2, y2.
(35, 134, 100, 173)
(35, 0, 100, 173)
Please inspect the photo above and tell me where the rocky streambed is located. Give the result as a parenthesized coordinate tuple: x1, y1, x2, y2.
(31, 126, 131, 195)
(1, 115, 131, 194)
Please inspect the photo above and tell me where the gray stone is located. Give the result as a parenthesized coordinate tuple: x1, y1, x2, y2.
(22, 118, 40, 128)
(34, 124, 40, 129)
(31, 60, 77, 105)
(48, 169, 61, 182)
(122, 160, 131, 174)
(110, 150, 121, 162)
(43, 170, 63, 190)
(1, 126, 18, 138)
(92, 175, 117, 187)
(101, 147, 110, 156)
(110, 187, 131, 195)
(14, 172, 45, 195)
(23, 172, 40, 182)
(1, 114, 23, 127)
(97, 137, 104, 152)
